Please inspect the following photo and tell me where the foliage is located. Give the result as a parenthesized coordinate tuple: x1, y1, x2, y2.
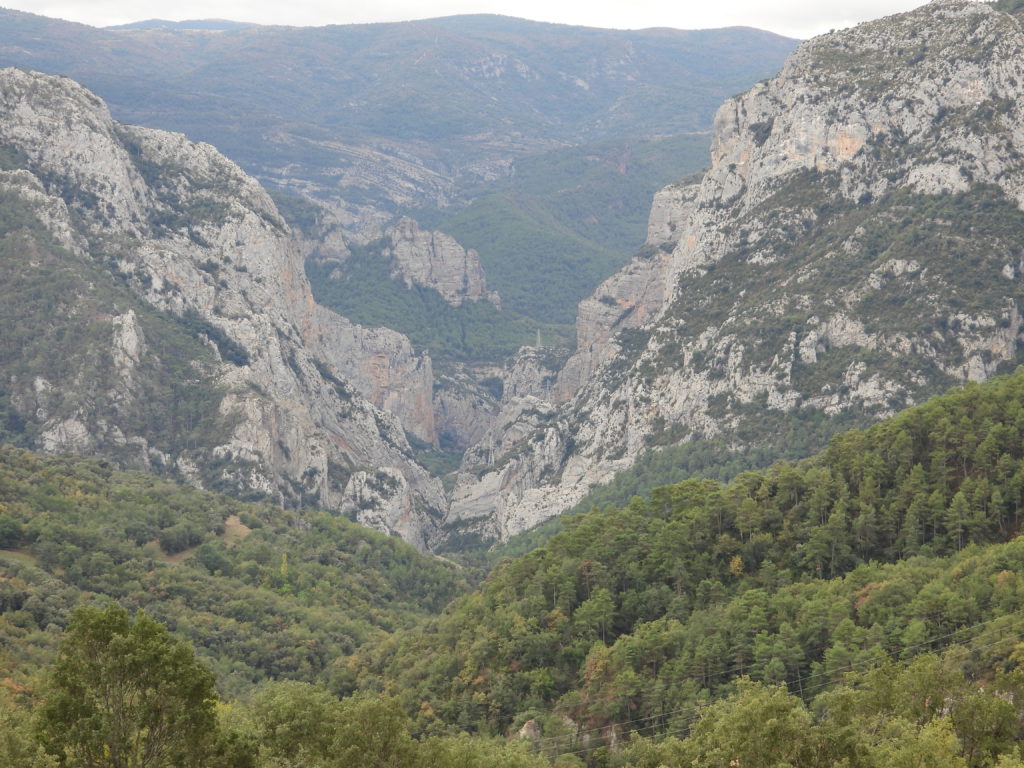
(498, 407, 868, 557)
(0, 447, 466, 696)
(180, 309, 251, 367)
(38, 603, 218, 768)
(7, 371, 1024, 766)
(349, 369, 1024, 752)
(264, 188, 323, 237)
(0, 696, 56, 768)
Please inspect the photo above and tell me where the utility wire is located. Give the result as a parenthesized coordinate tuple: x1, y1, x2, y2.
(529, 605, 1024, 757)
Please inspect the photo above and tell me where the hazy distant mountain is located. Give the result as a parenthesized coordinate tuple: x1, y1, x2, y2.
(0, 9, 797, 212)
(0, 8, 798, 355)
(105, 19, 256, 31)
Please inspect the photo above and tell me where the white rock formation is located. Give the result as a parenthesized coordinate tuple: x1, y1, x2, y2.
(0, 67, 445, 547)
(382, 217, 500, 308)
(442, 0, 1024, 542)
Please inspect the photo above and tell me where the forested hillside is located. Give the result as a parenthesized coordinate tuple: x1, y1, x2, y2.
(6, 370, 1024, 766)
(6, 3, 1024, 766)
(350, 368, 1024, 763)
(0, 447, 465, 696)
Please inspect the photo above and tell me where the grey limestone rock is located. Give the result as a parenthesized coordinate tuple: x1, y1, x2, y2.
(381, 217, 501, 308)
(440, 0, 1024, 543)
(0, 67, 445, 547)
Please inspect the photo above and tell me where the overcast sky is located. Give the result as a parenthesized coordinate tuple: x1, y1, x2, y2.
(2, 0, 931, 39)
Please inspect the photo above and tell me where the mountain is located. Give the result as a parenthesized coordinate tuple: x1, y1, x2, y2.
(104, 19, 255, 31)
(9, 1, 1024, 555)
(0, 10, 796, 211)
(445, 0, 1024, 542)
(5, 322, 1024, 767)
(0, 67, 448, 548)
(0, 9, 796, 357)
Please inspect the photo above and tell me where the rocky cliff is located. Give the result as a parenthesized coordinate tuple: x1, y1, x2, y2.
(382, 217, 501, 308)
(0, 68, 445, 548)
(443, 0, 1024, 542)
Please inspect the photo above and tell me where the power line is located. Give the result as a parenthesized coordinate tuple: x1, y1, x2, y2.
(528, 605, 1024, 757)
(552, 620, 1024, 760)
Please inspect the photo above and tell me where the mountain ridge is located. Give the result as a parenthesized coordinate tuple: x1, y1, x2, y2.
(0, 8, 796, 228)
(0, 66, 448, 548)
(443, 0, 1024, 543)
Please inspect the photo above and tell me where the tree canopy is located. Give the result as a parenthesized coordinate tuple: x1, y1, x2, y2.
(38, 604, 218, 768)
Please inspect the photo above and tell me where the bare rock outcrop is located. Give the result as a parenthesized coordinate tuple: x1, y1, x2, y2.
(382, 217, 500, 308)
(0, 67, 445, 547)
(442, 0, 1024, 542)
(554, 182, 698, 401)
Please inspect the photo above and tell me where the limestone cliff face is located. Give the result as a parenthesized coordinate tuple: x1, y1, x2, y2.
(432, 346, 568, 459)
(0, 68, 444, 548)
(443, 0, 1024, 542)
(381, 217, 500, 308)
(310, 305, 437, 447)
(554, 181, 699, 402)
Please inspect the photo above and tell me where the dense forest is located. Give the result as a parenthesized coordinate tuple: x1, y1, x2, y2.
(5, 370, 1024, 764)
(0, 447, 466, 696)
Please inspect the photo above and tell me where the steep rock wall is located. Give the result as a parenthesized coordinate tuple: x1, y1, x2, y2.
(0, 68, 444, 548)
(444, 0, 1024, 542)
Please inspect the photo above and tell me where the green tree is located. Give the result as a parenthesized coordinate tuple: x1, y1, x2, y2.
(332, 694, 418, 768)
(573, 588, 615, 643)
(38, 604, 218, 768)
(679, 679, 814, 768)
(0, 697, 56, 768)
(238, 680, 344, 767)
(419, 733, 550, 768)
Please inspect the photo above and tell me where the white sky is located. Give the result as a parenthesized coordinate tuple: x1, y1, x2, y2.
(0, 0, 932, 39)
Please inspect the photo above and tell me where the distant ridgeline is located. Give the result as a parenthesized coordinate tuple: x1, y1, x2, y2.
(0, 8, 794, 366)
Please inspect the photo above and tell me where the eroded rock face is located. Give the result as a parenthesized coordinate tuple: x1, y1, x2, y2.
(382, 217, 500, 308)
(0, 67, 444, 547)
(310, 305, 437, 447)
(442, 0, 1024, 542)
(434, 371, 501, 453)
(554, 183, 698, 402)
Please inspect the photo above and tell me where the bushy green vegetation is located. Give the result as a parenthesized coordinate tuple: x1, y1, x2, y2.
(488, 409, 866, 563)
(0, 447, 466, 696)
(7, 372, 1024, 766)
(36, 604, 221, 768)
(349, 369, 1024, 761)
